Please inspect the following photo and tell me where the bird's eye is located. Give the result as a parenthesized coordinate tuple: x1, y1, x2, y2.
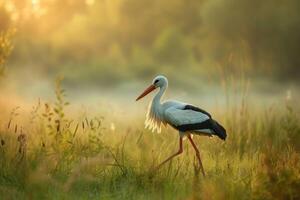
(154, 79, 159, 84)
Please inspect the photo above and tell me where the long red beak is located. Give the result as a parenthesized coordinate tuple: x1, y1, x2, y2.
(136, 84, 156, 101)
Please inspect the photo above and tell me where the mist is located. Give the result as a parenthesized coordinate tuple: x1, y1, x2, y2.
(0, 0, 299, 108)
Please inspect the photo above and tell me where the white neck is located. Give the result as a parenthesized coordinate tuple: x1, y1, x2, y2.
(152, 85, 167, 110)
(145, 83, 168, 133)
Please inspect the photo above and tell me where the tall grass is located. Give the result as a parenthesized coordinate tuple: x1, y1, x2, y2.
(0, 78, 299, 199)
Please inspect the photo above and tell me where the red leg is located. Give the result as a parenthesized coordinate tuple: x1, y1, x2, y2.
(155, 137, 183, 170)
(187, 135, 205, 176)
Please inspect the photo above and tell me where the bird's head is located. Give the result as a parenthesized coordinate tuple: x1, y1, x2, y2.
(136, 75, 168, 101)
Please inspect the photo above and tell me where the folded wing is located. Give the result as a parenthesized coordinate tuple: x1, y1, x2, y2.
(164, 107, 210, 126)
(164, 106, 226, 140)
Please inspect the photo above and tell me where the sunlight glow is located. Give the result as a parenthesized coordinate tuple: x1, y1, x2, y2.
(85, 0, 95, 6)
(31, 0, 39, 7)
(31, 0, 40, 12)
(5, 1, 15, 13)
(30, 0, 47, 18)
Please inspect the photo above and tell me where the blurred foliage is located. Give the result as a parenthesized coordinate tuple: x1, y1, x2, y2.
(0, 29, 14, 76)
(1, 0, 300, 86)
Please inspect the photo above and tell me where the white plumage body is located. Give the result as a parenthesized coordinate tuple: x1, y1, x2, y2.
(145, 99, 213, 136)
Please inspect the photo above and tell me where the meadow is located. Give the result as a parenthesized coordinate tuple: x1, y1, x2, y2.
(1, 1, 300, 199)
(0, 79, 299, 200)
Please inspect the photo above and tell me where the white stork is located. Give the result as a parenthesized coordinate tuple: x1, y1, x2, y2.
(136, 75, 226, 176)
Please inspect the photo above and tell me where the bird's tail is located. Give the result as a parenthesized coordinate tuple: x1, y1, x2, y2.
(211, 119, 227, 140)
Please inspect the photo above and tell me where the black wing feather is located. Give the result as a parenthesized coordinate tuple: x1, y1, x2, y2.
(176, 119, 226, 140)
(183, 105, 211, 118)
(177, 106, 227, 140)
